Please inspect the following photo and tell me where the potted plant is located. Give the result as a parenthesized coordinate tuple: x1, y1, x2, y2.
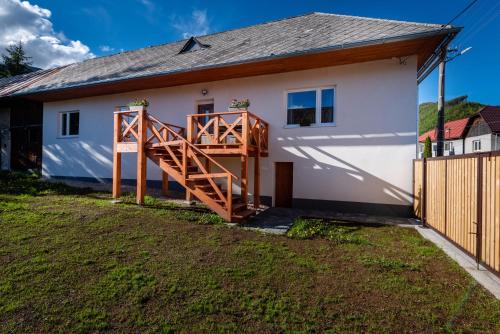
(228, 98, 250, 111)
(128, 98, 149, 111)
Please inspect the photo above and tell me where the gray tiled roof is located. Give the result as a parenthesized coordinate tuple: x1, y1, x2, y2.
(0, 68, 60, 97)
(15, 12, 455, 95)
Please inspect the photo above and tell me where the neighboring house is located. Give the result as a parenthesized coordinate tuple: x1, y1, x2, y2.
(418, 118, 470, 157)
(0, 69, 60, 170)
(0, 12, 459, 218)
(464, 106, 500, 154)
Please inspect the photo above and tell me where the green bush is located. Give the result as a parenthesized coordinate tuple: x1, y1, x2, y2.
(423, 137, 432, 158)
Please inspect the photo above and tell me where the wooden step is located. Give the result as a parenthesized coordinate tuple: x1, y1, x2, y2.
(232, 202, 247, 213)
(231, 209, 256, 222)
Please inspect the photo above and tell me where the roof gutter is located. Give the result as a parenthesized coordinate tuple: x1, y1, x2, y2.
(417, 28, 461, 84)
(13, 27, 460, 98)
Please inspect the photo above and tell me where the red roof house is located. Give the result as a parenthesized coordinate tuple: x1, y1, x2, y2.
(419, 117, 470, 143)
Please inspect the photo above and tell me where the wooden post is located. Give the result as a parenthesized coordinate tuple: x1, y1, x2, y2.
(253, 120, 261, 208)
(476, 154, 483, 267)
(162, 172, 169, 195)
(214, 115, 219, 144)
(422, 158, 427, 227)
(242, 112, 249, 152)
(161, 127, 169, 196)
(436, 47, 447, 156)
(444, 159, 447, 234)
(136, 107, 147, 205)
(240, 112, 249, 203)
(184, 142, 192, 202)
(112, 111, 122, 198)
(227, 174, 233, 220)
(187, 115, 194, 143)
(241, 154, 248, 203)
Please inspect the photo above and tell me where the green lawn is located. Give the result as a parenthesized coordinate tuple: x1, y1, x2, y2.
(0, 172, 499, 333)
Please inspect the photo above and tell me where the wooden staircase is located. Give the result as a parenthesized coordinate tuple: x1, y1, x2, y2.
(111, 106, 264, 222)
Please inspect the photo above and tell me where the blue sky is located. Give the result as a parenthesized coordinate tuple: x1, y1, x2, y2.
(3, 0, 499, 104)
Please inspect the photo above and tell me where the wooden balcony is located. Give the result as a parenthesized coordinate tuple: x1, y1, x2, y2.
(186, 110, 269, 157)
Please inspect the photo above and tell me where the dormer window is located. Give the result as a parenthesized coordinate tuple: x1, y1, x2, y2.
(178, 37, 210, 54)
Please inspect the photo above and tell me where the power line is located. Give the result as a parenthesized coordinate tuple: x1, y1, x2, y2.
(445, 0, 479, 26)
(453, 0, 500, 46)
(417, 0, 479, 82)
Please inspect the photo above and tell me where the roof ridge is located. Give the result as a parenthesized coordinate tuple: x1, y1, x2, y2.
(313, 12, 449, 28)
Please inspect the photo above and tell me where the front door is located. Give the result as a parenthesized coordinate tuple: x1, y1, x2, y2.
(275, 162, 293, 208)
(198, 103, 214, 126)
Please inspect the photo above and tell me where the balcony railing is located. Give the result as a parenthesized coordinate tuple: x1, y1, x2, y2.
(186, 110, 269, 154)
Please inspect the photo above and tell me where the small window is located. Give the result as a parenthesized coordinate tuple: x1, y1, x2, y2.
(286, 87, 335, 127)
(60, 111, 79, 137)
(472, 140, 481, 152)
(444, 142, 454, 151)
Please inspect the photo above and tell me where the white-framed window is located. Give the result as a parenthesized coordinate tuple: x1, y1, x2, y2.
(444, 141, 454, 151)
(59, 111, 79, 137)
(285, 86, 335, 127)
(472, 140, 481, 152)
(432, 143, 437, 156)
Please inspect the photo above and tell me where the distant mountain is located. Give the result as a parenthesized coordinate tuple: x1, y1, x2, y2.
(419, 95, 484, 135)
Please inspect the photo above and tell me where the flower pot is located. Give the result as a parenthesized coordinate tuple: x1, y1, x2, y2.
(129, 105, 145, 112)
(228, 107, 248, 112)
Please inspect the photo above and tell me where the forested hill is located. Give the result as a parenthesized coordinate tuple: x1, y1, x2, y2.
(419, 96, 484, 135)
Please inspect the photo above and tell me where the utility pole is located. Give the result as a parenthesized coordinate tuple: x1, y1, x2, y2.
(436, 46, 447, 157)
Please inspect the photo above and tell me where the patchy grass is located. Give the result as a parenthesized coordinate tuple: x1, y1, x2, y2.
(0, 172, 499, 333)
(287, 217, 369, 245)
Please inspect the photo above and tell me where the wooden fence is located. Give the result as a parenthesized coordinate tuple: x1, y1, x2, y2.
(414, 152, 500, 276)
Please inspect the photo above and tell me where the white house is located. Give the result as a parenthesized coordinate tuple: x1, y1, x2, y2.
(0, 13, 460, 219)
(463, 106, 500, 154)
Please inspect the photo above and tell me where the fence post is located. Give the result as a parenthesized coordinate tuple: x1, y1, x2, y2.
(422, 158, 427, 227)
(476, 154, 483, 267)
(444, 159, 447, 234)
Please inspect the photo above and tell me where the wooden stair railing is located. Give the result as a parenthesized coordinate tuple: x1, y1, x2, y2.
(112, 106, 255, 222)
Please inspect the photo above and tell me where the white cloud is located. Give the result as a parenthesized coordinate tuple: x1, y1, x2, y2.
(171, 9, 212, 39)
(99, 45, 114, 52)
(0, 0, 94, 68)
(138, 0, 154, 11)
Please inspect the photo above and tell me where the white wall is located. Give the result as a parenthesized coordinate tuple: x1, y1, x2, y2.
(447, 139, 464, 156)
(0, 108, 10, 170)
(43, 57, 418, 206)
(464, 134, 494, 154)
(419, 139, 464, 158)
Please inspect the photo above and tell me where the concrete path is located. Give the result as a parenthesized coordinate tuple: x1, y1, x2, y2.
(242, 207, 418, 235)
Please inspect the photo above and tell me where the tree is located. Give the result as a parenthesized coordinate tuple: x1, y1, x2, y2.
(1, 42, 32, 77)
(423, 137, 432, 158)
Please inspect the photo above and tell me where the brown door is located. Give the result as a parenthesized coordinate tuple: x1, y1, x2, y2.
(275, 162, 293, 207)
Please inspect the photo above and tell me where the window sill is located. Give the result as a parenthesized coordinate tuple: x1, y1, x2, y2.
(57, 135, 79, 139)
(283, 123, 336, 129)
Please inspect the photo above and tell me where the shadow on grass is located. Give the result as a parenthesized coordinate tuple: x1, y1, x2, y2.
(0, 171, 219, 222)
(0, 171, 97, 197)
